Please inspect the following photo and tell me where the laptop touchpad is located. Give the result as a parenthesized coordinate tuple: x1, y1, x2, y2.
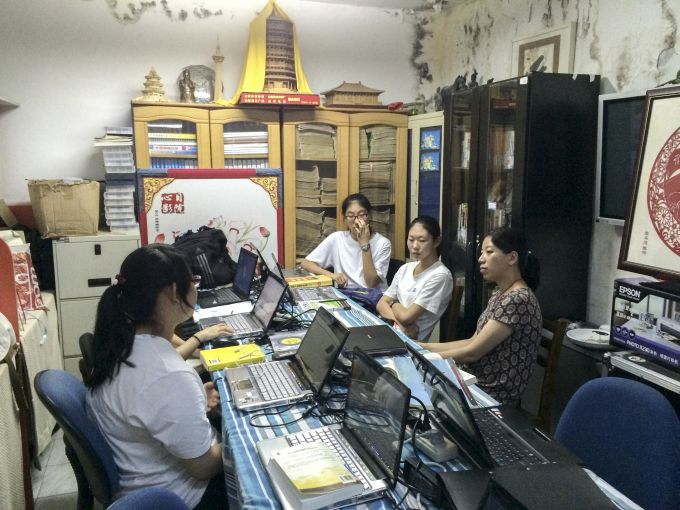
(234, 380, 254, 390)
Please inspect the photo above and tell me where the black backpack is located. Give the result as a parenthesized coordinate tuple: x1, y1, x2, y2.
(172, 226, 237, 289)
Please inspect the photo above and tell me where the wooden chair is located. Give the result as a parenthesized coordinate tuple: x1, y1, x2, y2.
(525, 318, 568, 432)
(442, 285, 464, 340)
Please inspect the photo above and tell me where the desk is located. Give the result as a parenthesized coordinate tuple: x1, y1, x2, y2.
(214, 299, 641, 510)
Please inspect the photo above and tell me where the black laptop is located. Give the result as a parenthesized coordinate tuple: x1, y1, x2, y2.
(197, 247, 258, 308)
(342, 324, 408, 358)
(407, 345, 579, 469)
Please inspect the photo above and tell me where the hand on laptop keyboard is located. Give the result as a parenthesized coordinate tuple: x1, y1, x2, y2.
(195, 323, 234, 345)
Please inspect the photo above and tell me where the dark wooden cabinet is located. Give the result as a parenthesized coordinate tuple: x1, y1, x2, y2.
(442, 73, 600, 337)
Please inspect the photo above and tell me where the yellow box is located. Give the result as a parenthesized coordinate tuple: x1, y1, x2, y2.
(199, 343, 265, 372)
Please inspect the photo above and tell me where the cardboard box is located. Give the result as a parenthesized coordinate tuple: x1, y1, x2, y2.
(611, 277, 680, 371)
(27, 180, 100, 237)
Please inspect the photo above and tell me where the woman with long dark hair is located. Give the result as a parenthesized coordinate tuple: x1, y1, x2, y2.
(376, 216, 453, 341)
(301, 193, 392, 289)
(85, 244, 225, 509)
(422, 227, 542, 405)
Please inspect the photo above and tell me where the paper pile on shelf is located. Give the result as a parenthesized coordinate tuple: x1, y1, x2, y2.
(359, 161, 393, 205)
(296, 167, 321, 206)
(360, 126, 396, 159)
(296, 208, 323, 257)
(296, 124, 336, 160)
(94, 127, 138, 234)
(370, 208, 393, 245)
(223, 131, 268, 155)
(320, 177, 336, 206)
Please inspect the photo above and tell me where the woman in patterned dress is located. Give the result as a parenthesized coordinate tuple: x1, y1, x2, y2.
(421, 227, 542, 405)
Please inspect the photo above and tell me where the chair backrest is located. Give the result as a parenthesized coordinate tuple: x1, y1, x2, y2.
(443, 284, 464, 339)
(555, 377, 680, 510)
(79, 332, 95, 381)
(108, 487, 189, 510)
(533, 318, 568, 431)
(386, 258, 405, 286)
(34, 369, 120, 505)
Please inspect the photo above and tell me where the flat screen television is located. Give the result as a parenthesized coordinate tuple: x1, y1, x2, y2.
(594, 90, 646, 225)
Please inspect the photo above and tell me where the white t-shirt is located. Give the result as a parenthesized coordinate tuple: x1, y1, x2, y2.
(384, 260, 454, 341)
(86, 334, 217, 508)
(305, 230, 392, 290)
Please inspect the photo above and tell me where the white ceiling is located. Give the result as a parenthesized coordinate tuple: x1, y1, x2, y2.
(298, 0, 436, 9)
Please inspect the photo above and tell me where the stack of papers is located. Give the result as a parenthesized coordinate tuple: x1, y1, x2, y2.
(296, 124, 336, 160)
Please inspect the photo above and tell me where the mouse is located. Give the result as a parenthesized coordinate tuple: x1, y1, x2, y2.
(209, 337, 239, 348)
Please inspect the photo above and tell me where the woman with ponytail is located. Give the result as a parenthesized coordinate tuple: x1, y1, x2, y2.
(85, 244, 226, 509)
(422, 227, 542, 405)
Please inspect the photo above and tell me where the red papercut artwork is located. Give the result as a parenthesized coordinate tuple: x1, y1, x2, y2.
(647, 127, 680, 256)
(161, 193, 185, 214)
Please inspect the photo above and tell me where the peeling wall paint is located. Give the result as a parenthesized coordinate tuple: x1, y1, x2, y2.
(101, 0, 224, 23)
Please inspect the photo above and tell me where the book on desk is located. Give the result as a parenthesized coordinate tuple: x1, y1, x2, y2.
(267, 442, 364, 510)
(285, 274, 334, 288)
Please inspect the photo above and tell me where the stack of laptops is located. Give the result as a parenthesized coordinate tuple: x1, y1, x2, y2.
(225, 307, 349, 411)
(198, 272, 287, 341)
(257, 349, 411, 509)
(196, 248, 258, 308)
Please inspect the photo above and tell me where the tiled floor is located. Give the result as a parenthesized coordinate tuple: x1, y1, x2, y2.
(31, 429, 79, 510)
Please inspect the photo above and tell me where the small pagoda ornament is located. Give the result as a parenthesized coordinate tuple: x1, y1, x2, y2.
(135, 67, 168, 102)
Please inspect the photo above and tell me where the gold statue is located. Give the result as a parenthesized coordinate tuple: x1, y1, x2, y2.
(178, 69, 196, 103)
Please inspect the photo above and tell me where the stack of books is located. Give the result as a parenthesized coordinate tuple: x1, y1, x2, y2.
(296, 124, 336, 160)
(359, 161, 393, 205)
(368, 207, 393, 245)
(147, 122, 198, 169)
(94, 127, 138, 234)
(296, 167, 321, 206)
(223, 129, 269, 168)
(360, 126, 396, 159)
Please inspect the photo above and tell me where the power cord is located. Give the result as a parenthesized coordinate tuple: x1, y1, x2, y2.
(248, 403, 318, 428)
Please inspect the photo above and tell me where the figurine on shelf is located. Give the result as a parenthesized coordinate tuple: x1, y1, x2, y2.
(178, 69, 196, 103)
(134, 67, 168, 102)
(453, 72, 468, 91)
(469, 69, 479, 88)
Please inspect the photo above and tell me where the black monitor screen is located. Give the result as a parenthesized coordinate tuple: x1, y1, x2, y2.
(233, 248, 257, 294)
(598, 94, 645, 223)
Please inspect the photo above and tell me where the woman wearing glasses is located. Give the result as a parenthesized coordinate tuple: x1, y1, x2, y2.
(85, 244, 226, 509)
(301, 193, 392, 289)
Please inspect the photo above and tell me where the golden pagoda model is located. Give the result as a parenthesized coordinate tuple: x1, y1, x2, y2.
(221, 0, 319, 106)
(322, 81, 385, 108)
(135, 67, 168, 102)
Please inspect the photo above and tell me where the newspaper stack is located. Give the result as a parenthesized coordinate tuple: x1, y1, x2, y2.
(370, 208, 393, 245)
(359, 161, 393, 205)
(320, 177, 337, 206)
(94, 126, 137, 234)
(359, 126, 396, 159)
(322, 216, 336, 238)
(296, 167, 321, 206)
(296, 208, 324, 257)
(296, 124, 336, 160)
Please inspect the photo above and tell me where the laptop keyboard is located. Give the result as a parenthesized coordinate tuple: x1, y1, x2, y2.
(249, 363, 304, 400)
(473, 410, 544, 466)
(213, 287, 240, 302)
(347, 309, 375, 327)
(222, 313, 260, 333)
(286, 428, 370, 489)
(294, 287, 336, 301)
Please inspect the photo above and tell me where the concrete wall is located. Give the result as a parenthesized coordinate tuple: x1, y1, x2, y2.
(0, 0, 417, 202)
(415, 0, 679, 325)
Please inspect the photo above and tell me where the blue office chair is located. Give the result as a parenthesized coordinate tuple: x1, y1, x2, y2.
(34, 369, 120, 509)
(555, 377, 680, 510)
(108, 487, 189, 510)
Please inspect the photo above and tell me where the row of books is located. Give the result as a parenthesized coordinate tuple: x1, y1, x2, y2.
(224, 158, 270, 168)
(150, 158, 199, 169)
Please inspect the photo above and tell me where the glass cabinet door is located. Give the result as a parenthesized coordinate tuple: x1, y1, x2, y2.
(147, 119, 199, 169)
(482, 80, 519, 233)
(209, 109, 281, 169)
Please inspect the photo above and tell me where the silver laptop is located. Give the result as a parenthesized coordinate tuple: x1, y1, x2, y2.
(199, 273, 287, 340)
(257, 349, 411, 508)
(225, 307, 349, 412)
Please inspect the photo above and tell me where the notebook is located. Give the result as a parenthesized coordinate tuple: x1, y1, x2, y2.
(407, 346, 579, 469)
(257, 349, 411, 509)
(198, 272, 287, 340)
(225, 307, 349, 411)
(196, 248, 258, 308)
(341, 325, 408, 358)
(291, 286, 339, 303)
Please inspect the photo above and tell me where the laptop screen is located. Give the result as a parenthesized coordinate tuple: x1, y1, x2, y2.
(344, 349, 411, 488)
(252, 273, 286, 329)
(294, 307, 349, 393)
(233, 248, 258, 295)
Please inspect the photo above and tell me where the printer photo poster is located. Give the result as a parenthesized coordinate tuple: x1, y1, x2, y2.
(137, 168, 284, 264)
(619, 86, 680, 281)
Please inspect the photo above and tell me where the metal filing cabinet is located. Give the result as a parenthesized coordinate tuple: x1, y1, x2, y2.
(53, 231, 140, 378)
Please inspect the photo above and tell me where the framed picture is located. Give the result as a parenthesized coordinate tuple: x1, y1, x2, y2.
(137, 168, 285, 264)
(619, 85, 680, 281)
(511, 23, 576, 76)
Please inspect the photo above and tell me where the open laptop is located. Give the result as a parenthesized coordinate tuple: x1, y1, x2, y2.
(197, 248, 258, 308)
(257, 349, 411, 508)
(407, 345, 579, 469)
(198, 272, 287, 340)
(342, 325, 408, 358)
(225, 307, 349, 411)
